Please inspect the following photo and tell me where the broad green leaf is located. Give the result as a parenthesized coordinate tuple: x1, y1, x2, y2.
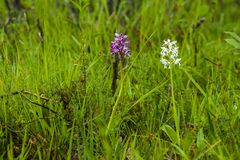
(162, 124, 179, 144)
(207, 112, 216, 139)
(197, 128, 205, 150)
(171, 144, 189, 160)
(225, 39, 240, 49)
(225, 31, 240, 42)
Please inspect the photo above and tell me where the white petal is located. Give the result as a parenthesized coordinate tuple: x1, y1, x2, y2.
(174, 58, 181, 65)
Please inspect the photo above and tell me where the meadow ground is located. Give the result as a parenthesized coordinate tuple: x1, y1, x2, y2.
(0, 0, 240, 159)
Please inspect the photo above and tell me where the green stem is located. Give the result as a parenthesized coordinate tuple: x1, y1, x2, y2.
(170, 68, 180, 145)
(106, 60, 124, 134)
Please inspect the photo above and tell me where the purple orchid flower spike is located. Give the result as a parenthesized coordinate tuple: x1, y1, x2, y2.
(108, 33, 131, 132)
(110, 33, 131, 57)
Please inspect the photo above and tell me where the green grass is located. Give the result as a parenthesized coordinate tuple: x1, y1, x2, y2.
(1, 0, 240, 159)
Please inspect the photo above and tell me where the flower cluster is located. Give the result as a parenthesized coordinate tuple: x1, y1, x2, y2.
(110, 33, 130, 57)
(160, 39, 181, 69)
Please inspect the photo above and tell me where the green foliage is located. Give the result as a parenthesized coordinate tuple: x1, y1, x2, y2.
(0, 0, 240, 159)
(161, 124, 179, 144)
(225, 32, 240, 49)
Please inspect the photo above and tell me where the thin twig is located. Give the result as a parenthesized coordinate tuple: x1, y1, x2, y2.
(20, 93, 58, 114)
(0, 90, 58, 114)
(0, 90, 23, 98)
(22, 90, 49, 101)
(0, 90, 49, 101)
(203, 57, 221, 66)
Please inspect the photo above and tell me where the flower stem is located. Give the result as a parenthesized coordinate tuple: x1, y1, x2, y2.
(112, 54, 119, 96)
(170, 68, 180, 145)
(106, 59, 124, 134)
